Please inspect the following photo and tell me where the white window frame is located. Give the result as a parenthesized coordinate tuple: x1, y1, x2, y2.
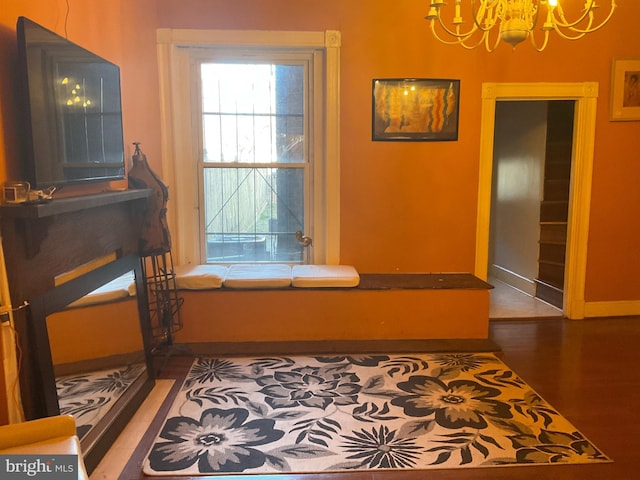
(156, 29, 341, 266)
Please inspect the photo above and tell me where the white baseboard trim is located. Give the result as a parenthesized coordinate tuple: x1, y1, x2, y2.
(489, 264, 536, 296)
(584, 300, 640, 318)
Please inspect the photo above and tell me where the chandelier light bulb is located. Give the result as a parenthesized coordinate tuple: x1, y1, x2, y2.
(425, 0, 616, 52)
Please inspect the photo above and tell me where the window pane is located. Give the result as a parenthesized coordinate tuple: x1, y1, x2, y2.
(201, 63, 305, 164)
(203, 167, 305, 263)
(202, 64, 275, 114)
(203, 113, 277, 163)
(200, 61, 308, 264)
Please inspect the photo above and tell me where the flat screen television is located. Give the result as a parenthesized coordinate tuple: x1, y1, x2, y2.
(16, 17, 125, 189)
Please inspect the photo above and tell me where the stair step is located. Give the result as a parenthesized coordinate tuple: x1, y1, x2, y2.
(539, 223, 568, 244)
(539, 243, 566, 264)
(547, 100, 575, 129)
(540, 200, 569, 222)
(546, 127, 574, 142)
(537, 262, 565, 288)
(544, 178, 570, 200)
(544, 160, 572, 179)
(534, 279, 563, 309)
(538, 259, 564, 267)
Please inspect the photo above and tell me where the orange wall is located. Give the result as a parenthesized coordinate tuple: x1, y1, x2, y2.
(47, 300, 143, 365)
(1, 2, 639, 296)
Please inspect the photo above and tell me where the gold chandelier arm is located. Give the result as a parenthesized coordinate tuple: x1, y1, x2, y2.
(484, 27, 503, 52)
(553, 1, 593, 28)
(429, 15, 503, 52)
(461, 37, 492, 49)
(471, 0, 501, 33)
(553, 1, 617, 33)
(529, 28, 551, 51)
(427, 0, 500, 40)
(552, 24, 588, 40)
(430, 14, 480, 40)
(429, 21, 488, 49)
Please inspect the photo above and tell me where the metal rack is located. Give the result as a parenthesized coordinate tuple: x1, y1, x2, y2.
(141, 251, 184, 352)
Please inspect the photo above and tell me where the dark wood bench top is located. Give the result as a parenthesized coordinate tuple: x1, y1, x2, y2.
(357, 273, 493, 290)
(198, 272, 494, 291)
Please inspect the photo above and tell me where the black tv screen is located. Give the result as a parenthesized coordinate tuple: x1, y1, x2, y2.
(17, 17, 125, 189)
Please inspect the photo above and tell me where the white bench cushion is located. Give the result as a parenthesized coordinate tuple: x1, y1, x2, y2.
(292, 264, 360, 288)
(174, 264, 228, 290)
(67, 272, 135, 308)
(224, 264, 292, 289)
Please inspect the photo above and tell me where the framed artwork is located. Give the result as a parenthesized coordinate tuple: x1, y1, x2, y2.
(372, 78, 460, 141)
(610, 58, 640, 121)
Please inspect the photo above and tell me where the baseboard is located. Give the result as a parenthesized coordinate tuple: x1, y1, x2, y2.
(176, 338, 502, 356)
(489, 264, 536, 296)
(534, 279, 563, 309)
(53, 350, 146, 376)
(584, 300, 640, 318)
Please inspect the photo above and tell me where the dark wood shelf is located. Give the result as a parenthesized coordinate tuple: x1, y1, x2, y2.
(358, 273, 493, 290)
(0, 189, 151, 219)
(0, 189, 152, 261)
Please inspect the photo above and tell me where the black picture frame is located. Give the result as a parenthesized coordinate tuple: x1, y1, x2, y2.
(372, 78, 460, 141)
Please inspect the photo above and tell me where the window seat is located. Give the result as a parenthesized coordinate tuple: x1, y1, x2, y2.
(66, 271, 136, 308)
(65, 264, 363, 307)
(174, 264, 361, 290)
(172, 263, 490, 291)
(67, 265, 491, 298)
(63, 265, 492, 345)
(173, 268, 492, 344)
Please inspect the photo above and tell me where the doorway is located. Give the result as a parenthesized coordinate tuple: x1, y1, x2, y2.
(488, 100, 573, 319)
(475, 82, 600, 320)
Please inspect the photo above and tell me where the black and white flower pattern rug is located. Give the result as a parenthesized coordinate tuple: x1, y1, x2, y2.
(143, 354, 610, 475)
(57, 363, 146, 439)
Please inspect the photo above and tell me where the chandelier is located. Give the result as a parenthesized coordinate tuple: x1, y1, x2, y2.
(425, 0, 617, 51)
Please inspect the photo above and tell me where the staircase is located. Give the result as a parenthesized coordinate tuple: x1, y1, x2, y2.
(535, 101, 574, 308)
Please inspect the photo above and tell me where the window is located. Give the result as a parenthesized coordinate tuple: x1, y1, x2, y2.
(157, 29, 341, 266)
(201, 62, 307, 263)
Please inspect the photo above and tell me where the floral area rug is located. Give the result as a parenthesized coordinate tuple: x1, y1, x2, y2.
(57, 363, 146, 439)
(143, 354, 610, 475)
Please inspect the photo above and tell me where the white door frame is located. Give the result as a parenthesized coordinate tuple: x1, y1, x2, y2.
(475, 82, 599, 320)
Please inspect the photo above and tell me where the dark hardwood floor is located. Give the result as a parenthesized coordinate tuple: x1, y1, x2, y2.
(120, 316, 640, 480)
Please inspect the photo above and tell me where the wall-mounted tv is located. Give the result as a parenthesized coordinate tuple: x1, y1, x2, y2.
(16, 17, 125, 189)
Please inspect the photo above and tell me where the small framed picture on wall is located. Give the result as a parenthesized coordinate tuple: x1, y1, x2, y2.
(372, 78, 460, 141)
(610, 58, 640, 121)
